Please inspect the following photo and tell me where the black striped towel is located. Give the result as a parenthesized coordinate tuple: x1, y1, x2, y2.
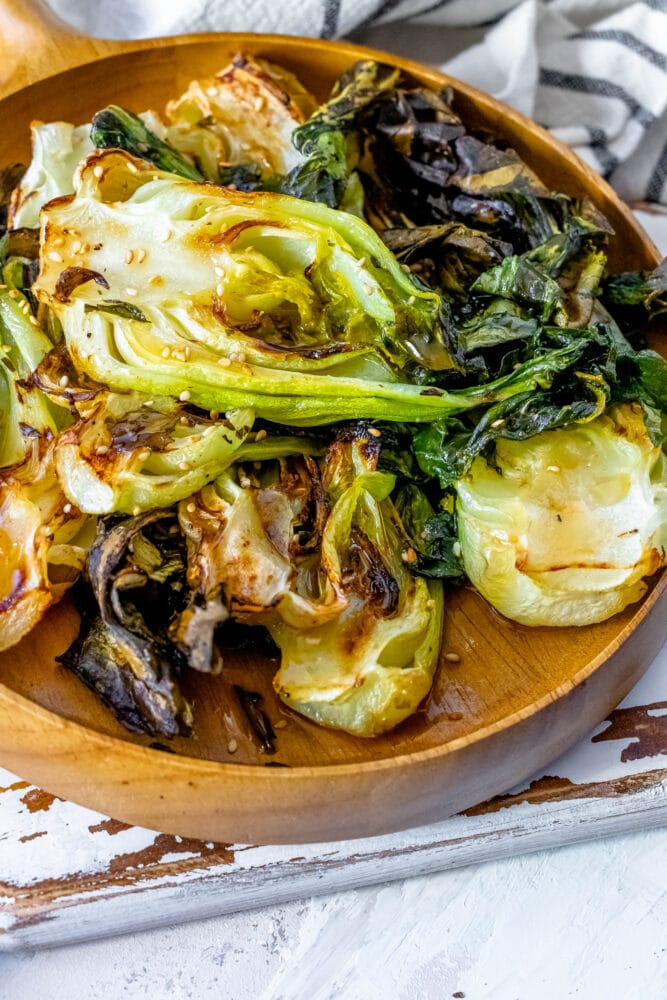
(46, 0, 667, 211)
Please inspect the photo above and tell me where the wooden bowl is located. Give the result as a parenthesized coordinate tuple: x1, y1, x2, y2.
(0, 1, 664, 844)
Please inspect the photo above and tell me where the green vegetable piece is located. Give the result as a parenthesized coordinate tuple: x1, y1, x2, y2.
(90, 105, 204, 180)
(271, 430, 444, 736)
(55, 392, 254, 514)
(455, 403, 667, 626)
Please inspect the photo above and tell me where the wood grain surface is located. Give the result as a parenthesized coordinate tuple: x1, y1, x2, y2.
(0, 4, 664, 844)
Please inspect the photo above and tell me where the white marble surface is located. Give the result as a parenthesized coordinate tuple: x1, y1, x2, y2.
(3, 825, 666, 1000)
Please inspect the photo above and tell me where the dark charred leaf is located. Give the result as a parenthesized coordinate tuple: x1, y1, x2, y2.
(456, 303, 540, 356)
(383, 222, 512, 301)
(614, 349, 667, 413)
(90, 105, 204, 181)
(58, 613, 186, 737)
(601, 258, 667, 330)
(54, 267, 109, 304)
(233, 685, 276, 753)
(85, 300, 148, 322)
(526, 215, 608, 277)
(60, 511, 193, 737)
(149, 741, 177, 753)
(472, 256, 562, 321)
(449, 135, 550, 200)
(395, 483, 465, 581)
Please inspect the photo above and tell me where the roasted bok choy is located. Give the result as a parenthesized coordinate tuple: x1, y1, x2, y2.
(0, 55, 664, 743)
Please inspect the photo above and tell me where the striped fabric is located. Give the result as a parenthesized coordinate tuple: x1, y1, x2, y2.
(46, 0, 667, 206)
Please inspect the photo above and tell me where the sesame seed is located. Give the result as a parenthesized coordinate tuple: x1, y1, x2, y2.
(401, 547, 418, 564)
(218, 357, 232, 367)
(491, 419, 505, 428)
(59, 375, 69, 388)
(227, 738, 238, 754)
(159, 226, 172, 243)
(189, 434, 201, 443)
(452, 541, 461, 558)
(95, 444, 109, 455)
(356, 256, 367, 268)
(179, 390, 191, 402)
(51, 236, 64, 247)
(305, 636, 321, 645)
(547, 465, 560, 472)
(161, 347, 170, 358)
(93, 164, 104, 178)
(254, 428, 267, 441)
(239, 476, 251, 488)
(362, 283, 373, 296)
(126, 161, 139, 174)
(203, 425, 215, 437)
(179, 461, 190, 471)
(215, 283, 224, 297)
(138, 449, 151, 461)
(171, 349, 186, 362)
(232, 351, 246, 363)
(124, 249, 135, 265)
(368, 427, 381, 438)
(209, 410, 219, 420)
(407, 295, 416, 305)
(125, 287, 137, 296)
(63, 503, 72, 514)
(425, 598, 435, 609)
(186, 502, 197, 513)
(254, 97, 264, 111)
(179, 415, 190, 425)
(142, 399, 154, 407)
(401, 264, 411, 273)
(1, 344, 10, 352)
(273, 720, 287, 729)
(47, 250, 63, 263)
(132, 506, 141, 516)
(214, 266, 224, 277)
(7, 289, 19, 299)
(444, 652, 461, 663)
(136, 248, 147, 263)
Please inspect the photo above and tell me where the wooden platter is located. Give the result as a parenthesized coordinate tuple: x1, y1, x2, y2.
(0, 0, 664, 844)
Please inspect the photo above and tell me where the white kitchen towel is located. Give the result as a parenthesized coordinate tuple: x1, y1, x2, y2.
(45, 0, 667, 208)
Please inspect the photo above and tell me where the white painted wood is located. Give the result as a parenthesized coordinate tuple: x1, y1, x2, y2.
(2, 771, 665, 951)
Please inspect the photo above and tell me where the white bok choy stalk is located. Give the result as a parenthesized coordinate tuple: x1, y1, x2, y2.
(455, 403, 667, 626)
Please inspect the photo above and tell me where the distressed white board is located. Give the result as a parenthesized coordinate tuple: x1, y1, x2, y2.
(1, 643, 665, 952)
